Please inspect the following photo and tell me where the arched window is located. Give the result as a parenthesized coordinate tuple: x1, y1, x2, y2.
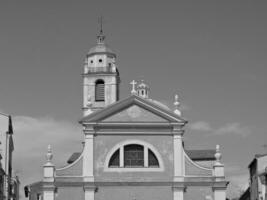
(95, 79, 105, 101)
(109, 149, 119, 167)
(124, 144, 144, 167)
(107, 143, 160, 169)
(148, 149, 159, 167)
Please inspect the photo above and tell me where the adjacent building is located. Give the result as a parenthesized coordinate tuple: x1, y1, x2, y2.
(0, 152, 4, 199)
(249, 154, 267, 200)
(25, 29, 228, 200)
(239, 154, 267, 200)
(0, 114, 20, 200)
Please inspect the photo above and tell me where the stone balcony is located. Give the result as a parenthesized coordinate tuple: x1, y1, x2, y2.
(87, 66, 116, 74)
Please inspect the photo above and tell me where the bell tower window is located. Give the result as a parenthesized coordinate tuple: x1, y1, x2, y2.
(95, 79, 105, 102)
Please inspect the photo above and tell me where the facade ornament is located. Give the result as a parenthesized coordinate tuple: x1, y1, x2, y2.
(87, 95, 93, 108)
(174, 94, 182, 117)
(214, 144, 222, 165)
(46, 144, 53, 164)
(130, 80, 137, 95)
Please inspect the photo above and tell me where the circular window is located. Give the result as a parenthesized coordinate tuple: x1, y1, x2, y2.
(99, 59, 103, 63)
(90, 60, 93, 64)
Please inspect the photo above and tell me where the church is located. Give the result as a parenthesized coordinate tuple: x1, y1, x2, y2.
(25, 28, 228, 200)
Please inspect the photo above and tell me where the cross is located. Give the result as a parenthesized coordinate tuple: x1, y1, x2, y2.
(130, 80, 137, 95)
(98, 16, 104, 34)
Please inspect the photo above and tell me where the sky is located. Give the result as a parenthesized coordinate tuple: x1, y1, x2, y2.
(0, 0, 267, 199)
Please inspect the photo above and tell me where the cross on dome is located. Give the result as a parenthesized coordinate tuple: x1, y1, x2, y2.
(97, 16, 105, 44)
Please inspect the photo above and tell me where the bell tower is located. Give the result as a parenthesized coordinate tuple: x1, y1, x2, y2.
(82, 28, 120, 116)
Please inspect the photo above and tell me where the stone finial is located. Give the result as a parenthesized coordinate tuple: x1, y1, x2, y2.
(46, 145, 53, 164)
(43, 144, 55, 182)
(174, 94, 182, 116)
(130, 80, 137, 95)
(213, 144, 224, 177)
(215, 144, 222, 164)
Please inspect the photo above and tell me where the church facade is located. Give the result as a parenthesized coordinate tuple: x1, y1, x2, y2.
(26, 29, 228, 200)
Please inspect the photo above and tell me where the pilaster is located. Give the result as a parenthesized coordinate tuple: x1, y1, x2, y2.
(212, 186, 227, 200)
(43, 184, 56, 200)
(173, 186, 186, 200)
(173, 126, 184, 181)
(83, 126, 94, 182)
(84, 185, 95, 200)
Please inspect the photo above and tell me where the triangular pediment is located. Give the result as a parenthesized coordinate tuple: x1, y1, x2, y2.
(80, 95, 186, 124)
(102, 105, 168, 122)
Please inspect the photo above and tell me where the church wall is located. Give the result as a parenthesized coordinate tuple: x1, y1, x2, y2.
(95, 185, 172, 200)
(56, 186, 84, 200)
(56, 157, 83, 176)
(94, 134, 174, 182)
(184, 186, 212, 200)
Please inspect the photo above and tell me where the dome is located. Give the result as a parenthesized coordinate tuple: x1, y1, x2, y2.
(87, 43, 116, 57)
(87, 30, 116, 57)
(137, 80, 149, 89)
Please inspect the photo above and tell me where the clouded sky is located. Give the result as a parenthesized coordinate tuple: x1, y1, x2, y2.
(0, 1, 267, 199)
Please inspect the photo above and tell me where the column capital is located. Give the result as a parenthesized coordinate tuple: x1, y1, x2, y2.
(42, 182, 56, 200)
(83, 185, 96, 192)
(83, 125, 95, 135)
(42, 183, 56, 191)
(172, 185, 187, 192)
(172, 125, 185, 136)
(212, 181, 229, 191)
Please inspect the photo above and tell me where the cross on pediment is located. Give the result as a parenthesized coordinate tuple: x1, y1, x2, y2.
(130, 80, 137, 95)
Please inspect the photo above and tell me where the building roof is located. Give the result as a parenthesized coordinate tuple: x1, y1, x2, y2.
(248, 153, 267, 168)
(79, 94, 187, 124)
(255, 153, 267, 158)
(87, 43, 116, 57)
(185, 149, 216, 161)
(67, 152, 81, 164)
(86, 30, 116, 57)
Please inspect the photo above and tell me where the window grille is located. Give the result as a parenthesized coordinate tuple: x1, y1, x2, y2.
(95, 79, 105, 101)
(124, 144, 144, 167)
(108, 144, 160, 169)
(109, 149, 120, 167)
(148, 149, 159, 167)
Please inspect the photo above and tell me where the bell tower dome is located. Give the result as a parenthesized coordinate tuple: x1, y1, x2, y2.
(82, 28, 120, 116)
